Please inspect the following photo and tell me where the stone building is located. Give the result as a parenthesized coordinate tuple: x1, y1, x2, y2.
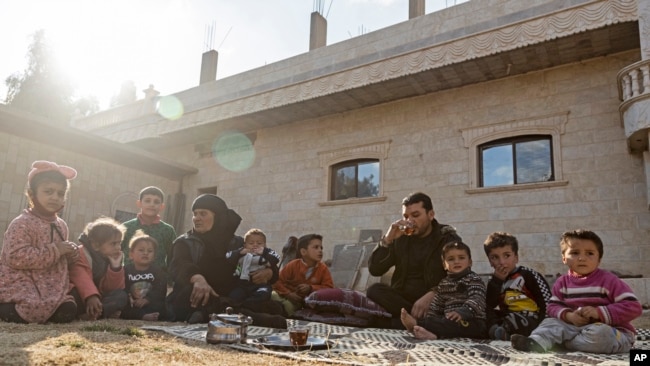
(0, 106, 196, 241)
(3, 0, 649, 286)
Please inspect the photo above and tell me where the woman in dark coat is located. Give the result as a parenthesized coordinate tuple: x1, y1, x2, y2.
(166, 194, 285, 327)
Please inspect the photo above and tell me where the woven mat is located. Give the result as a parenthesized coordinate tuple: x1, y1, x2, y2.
(142, 320, 650, 365)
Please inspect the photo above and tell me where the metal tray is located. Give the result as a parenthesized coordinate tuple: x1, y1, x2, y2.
(250, 334, 333, 351)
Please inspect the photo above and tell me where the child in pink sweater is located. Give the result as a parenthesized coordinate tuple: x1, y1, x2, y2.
(0, 160, 80, 323)
(512, 229, 642, 354)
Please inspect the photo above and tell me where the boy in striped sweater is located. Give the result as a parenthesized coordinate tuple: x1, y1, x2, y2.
(512, 229, 642, 353)
(400, 241, 487, 340)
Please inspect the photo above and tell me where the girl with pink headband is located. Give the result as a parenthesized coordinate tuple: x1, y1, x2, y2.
(0, 160, 82, 323)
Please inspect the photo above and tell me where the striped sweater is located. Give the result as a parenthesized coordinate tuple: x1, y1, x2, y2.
(548, 268, 642, 334)
(428, 268, 487, 321)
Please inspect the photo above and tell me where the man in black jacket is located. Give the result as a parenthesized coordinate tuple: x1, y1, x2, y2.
(368, 192, 462, 329)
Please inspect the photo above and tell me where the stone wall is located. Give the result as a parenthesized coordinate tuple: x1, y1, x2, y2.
(163, 49, 649, 277)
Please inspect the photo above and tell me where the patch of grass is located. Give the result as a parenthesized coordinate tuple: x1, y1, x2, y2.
(81, 324, 144, 337)
(56, 340, 85, 349)
(121, 327, 144, 337)
(81, 324, 119, 333)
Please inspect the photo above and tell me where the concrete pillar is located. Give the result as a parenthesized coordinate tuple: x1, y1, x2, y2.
(142, 85, 160, 114)
(143, 85, 159, 100)
(409, 0, 425, 19)
(639, 0, 650, 60)
(200, 50, 218, 85)
(645, 149, 650, 210)
(639, 1, 650, 209)
(310, 11, 327, 50)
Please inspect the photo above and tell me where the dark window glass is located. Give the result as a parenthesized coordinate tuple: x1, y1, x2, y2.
(115, 210, 137, 223)
(479, 135, 553, 187)
(330, 159, 380, 200)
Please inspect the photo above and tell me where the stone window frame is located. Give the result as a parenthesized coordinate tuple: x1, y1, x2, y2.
(318, 141, 390, 206)
(461, 112, 569, 193)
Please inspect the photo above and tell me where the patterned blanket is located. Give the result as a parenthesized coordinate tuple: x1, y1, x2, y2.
(143, 320, 650, 365)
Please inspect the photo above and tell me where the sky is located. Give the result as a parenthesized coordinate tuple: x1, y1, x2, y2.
(0, 0, 467, 110)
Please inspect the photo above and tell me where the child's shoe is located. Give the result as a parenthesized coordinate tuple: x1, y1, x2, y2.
(49, 301, 77, 323)
(511, 334, 545, 352)
(489, 325, 509, 340)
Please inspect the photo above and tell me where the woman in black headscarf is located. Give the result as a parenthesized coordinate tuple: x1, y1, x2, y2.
(166, 194, 285, 327)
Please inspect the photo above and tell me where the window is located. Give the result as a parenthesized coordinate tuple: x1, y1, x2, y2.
(318, 141, 389, 205)
(330, 159, 380, 200)
(460, 112, 568, 192)
(479, 135, 553, 187)
(198, 186, 218, 195)
(115, 210, 137, 223)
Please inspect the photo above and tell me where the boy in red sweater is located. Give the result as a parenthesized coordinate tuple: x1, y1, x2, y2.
(272, 234, 334, 316)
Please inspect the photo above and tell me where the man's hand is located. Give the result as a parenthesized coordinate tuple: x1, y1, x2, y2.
(382, 220, 404, 247)
(249, 267, 273, 284)
(190, 274, 218, 307)
(411, 290, 435, 319)
(86, 295, 103, 320)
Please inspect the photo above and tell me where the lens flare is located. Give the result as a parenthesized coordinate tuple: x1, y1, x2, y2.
(156, 95, 184, 120)
(212, 132, 255, 172)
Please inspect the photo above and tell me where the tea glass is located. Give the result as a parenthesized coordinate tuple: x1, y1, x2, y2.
(399, 221, 415, 236)
(289, 325, 310, 346)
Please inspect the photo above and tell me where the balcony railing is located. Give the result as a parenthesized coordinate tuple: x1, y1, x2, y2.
(617, 59, 650, 153)
(70, 98, 155, 131)
(618, 59, 650, 105)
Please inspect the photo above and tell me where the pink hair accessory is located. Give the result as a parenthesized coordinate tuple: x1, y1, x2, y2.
(27, 160, 77, 183)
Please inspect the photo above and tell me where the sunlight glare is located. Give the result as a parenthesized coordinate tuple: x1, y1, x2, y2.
(156, 95, 184, 120)
(43, 0, 188, 109)
(212, 132, 255, 172)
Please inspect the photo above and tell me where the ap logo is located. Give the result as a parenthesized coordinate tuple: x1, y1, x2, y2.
(631, 349, 649, 365)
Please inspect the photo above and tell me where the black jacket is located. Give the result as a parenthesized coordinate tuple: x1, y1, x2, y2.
(368, 219, 461, 294)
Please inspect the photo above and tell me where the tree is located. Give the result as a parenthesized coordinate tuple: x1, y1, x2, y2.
(110, 80, 137, 107)
(73, 95, 100, 117)
(4, 30, 97, 124)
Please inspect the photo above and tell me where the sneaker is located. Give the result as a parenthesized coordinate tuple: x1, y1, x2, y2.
(490, 325, 509, 341)
(511, 334, 545, 352)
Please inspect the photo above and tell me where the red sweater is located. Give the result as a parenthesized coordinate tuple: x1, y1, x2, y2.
(69, 247, 124, 302)
(273, 259, 333, 296)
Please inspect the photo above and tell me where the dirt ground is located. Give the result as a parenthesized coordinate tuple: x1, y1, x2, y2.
(0, 319, 324, 366)
(1, 311, 648, 365)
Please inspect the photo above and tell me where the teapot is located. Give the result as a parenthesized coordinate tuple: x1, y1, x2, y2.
(206, 307, 253, 344)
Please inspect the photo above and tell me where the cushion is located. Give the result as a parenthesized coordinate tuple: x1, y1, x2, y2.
(304, 288, 391, 319)
(292, 308, 370, 327)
